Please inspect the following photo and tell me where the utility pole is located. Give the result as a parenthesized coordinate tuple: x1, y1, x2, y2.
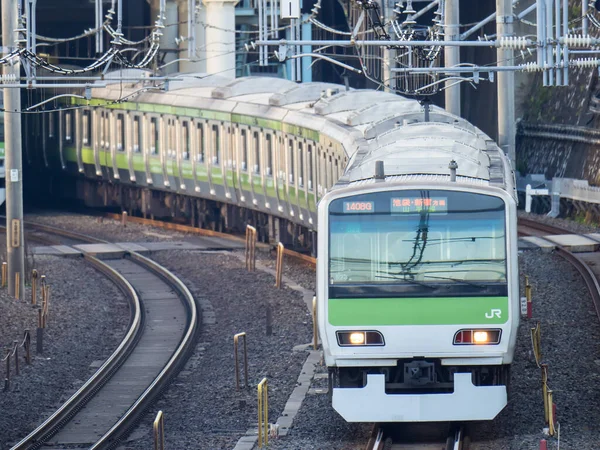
(382, 0, 394, 93)
(496, 0, 516, 166)
(444, 0, 460, 115)
(2, 0, 25, 298)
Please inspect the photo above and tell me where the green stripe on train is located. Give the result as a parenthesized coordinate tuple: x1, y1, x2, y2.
(328, 296, 509, 326)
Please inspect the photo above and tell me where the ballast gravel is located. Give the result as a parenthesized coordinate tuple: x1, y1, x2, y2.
(1, 210, 599, 449)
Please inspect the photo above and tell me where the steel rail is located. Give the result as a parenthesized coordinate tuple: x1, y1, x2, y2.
(9, 220, 201, 450)
(518, 218, 600, 323)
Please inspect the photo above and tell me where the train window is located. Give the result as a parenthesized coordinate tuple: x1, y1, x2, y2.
(150, 117, 159, 155)
(241, 129, 247, 171)
(182, 122, 190, 160)
(196, 123, 204, 162)
(49, 113, 54, 138)
(64, 111, 73, 143)
(116, 114, 125, 151)
(307, 144, 314, 191)
(82, 111, 90, 145)
(167, 119, 175, 158)
(288, 139, 294, 183)
(133, 116, 141, 152)
(104, 113, 110, 149)
(212, 124, 220, 164)
(265, 134, 273, 176)
(253, 131, 260, 174)
(298, 142, 304, 187)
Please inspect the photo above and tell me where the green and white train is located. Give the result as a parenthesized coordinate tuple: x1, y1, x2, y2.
(33, 71, 518, 423)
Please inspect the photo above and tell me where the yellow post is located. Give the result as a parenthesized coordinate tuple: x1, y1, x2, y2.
(531, 322, 541, 367)
(234, 332, 248, 390)
(42, 286, 50, 328)
(275, 242, 284, 288)
(153, 410, 165, 450)
(525, 275, 531, 302)
(122, 211, 128, 227)
(31, 269, 38, 305)
(312, 296, 318, 350)
(14, 272, 19, 300)
(541, 364, 549, 423)
(257, 378, 268, 448)
(548, 390, 555, 436)
(2, 262, 7, 288)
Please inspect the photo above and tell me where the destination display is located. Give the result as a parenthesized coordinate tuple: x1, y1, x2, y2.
(343, 200, 375, 213)
(390, 197, 448, 213)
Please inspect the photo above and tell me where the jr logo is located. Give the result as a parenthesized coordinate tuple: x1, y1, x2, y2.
(485, 309, 502, 319)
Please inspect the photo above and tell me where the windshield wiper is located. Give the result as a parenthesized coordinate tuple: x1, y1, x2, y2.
(375, 273, 437, 289)
(422, 274, 488, 288)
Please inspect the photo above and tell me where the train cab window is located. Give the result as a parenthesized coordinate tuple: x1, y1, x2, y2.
(253, 131, 260, 174)
(265, 134, 273, 176)
(298, 142, 304, 187)
(150, 117, 159, 155)
(133, 116, 141, 152)
(82, 111, 91, 145)
(116, 114, 125, 151)
(288, 139, 295, 183)
(307, 144, 314, 191)
(182, 122, 190, 160)
(196, 122, 205, 163)
(241, 129, 248, 171)
(212, 124, 220, 165)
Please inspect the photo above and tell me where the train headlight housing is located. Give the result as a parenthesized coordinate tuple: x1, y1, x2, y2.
(454, 329, 501, 345)
(336, 331, 385, 346)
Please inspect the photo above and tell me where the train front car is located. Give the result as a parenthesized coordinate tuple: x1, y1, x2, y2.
(316, 121, 519, 423)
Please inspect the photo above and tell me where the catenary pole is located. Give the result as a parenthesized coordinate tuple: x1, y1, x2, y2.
(496, 0, 516, 166)
(2, 0, 25, 298)
(444, 0, 460, 115)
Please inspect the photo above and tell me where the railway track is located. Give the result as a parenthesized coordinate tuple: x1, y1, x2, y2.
(517, 218, 600, 323)
(366, 423, 467, 450)
(9, 221, 200, 449)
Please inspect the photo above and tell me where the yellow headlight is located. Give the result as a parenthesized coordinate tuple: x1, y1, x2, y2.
(473, 331, 489, 344)
(349, 332, 366, 345)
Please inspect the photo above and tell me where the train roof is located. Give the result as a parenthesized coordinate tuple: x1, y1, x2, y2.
(90, 72, 514, 195)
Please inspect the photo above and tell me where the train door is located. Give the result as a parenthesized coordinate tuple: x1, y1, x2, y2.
(165, 116, 177, 189)
(251, 128, 266, 207)
(276, 134, 288, 215)
(306, 142, 317, 221)
(75, 109, 84, 173)
(264, 131, 276, 210)
(131, 114, 144, 183)
(81, 110, 93, 176)
(207, 121, 223, 198)
(101, 110, 111, 178)
(297, 140, 310, 222)
(178, 119, 193, 191)
(92, 109, 103, 177)
(231, 124, 243, 203)
(223, 123, 234, 201)
(124, 113, 135, 183)
(286, 136, 299, 219)
(146, 115, 162, 186)
(238, 126, 250, 204)
(193, 120, 208, 193)
(112, 112, 125, 181)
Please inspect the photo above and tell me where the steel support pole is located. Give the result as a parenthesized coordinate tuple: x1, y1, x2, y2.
(496, 0, 516, 166)
(382, 0, 394, 93)
(2, 0, 25, 299)
(444, 0, 460, 115)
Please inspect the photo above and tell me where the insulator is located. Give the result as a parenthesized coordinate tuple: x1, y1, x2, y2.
(519, 62, 542, 72)
(0, 74, 17, 83)
(562, 34, 593, 47)
(498, 36, 529, 49)
(572, 58, 600, 68)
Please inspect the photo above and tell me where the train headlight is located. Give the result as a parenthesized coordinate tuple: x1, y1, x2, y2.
(453, 329, 501, 345)
(336, 331, 385, 346)
(349, 332, 365, 345)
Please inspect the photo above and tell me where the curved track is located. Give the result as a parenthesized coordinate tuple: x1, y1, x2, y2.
(517, 218, 600, 322)
(10, 222, 200, 450)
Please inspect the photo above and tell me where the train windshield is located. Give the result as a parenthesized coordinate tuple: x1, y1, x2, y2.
(328, 190, 507, 296)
